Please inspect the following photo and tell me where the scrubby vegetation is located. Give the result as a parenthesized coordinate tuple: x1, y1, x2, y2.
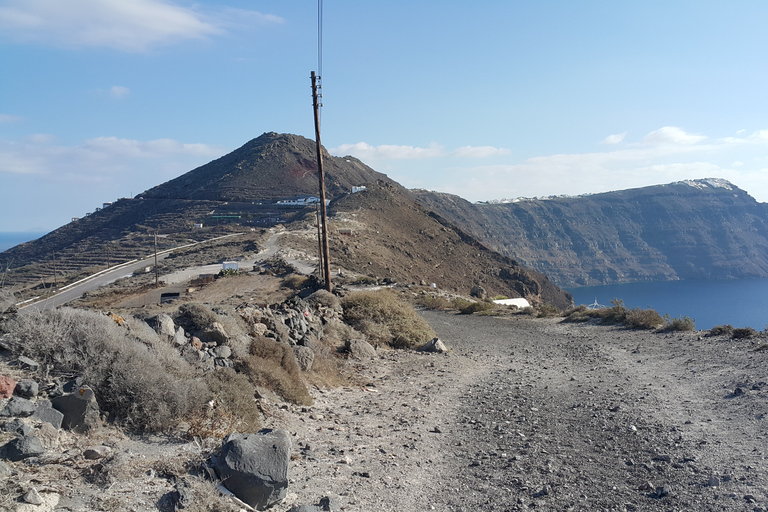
(733, 327, 757, 339)
(3, 308, 210, 432)
(341, 289, 436, 349)
(240, 335, 312, 405)
(562, 299, 693, 331)
(710, 324, 734, 336)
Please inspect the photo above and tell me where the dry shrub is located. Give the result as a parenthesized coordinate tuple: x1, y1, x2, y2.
(624, 308, 665, 330)
(733, 326, 756, 339)
(562, 305, 597, 323)
(283, 273, 309, 289)
(341, 289, 436, 349)
(662, 315, 696, 332)
(176, 303, 218, 332)
(5, 307, 210, 432)
(240, 336, 312, 405)
(306, 289, 340, 310)
(187, 369, 262, 438)
(352, 318, 393, 347)
(321, 319, 363, 347)
(305, 342, 349, 388)
(170, 476, 242, 512)
(537, 304, 560, 318)
(418, 295, 452, 310)
(710, 324, 734, 336)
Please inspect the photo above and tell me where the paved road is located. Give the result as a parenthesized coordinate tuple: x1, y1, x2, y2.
(19, 234, 243, 312)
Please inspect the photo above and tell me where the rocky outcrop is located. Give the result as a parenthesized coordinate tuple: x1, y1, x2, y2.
(415, 179, 768, 287)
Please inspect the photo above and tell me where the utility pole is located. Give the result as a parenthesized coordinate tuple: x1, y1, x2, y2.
(315, 204, 325, 283)
(154, 232, 159, 289)
(52, 251, 57, 290)
(311, 71, 332, 292)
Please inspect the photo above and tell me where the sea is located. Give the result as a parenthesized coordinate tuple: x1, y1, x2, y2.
(568, 278, 768, 331)
(0, 231, 46, 253)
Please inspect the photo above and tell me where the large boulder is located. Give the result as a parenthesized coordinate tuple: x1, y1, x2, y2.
(51, 385, 100, 433)
(216, 430, 291, 510)
(345, 339, 376, 360)
(155, 313, 176, 339)
(202, 322, 229, 345)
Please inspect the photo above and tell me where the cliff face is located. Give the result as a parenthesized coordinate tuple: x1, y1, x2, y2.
(415, 179, 768, 287)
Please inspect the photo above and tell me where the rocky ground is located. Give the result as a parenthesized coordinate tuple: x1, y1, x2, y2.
(2, 310, 767, 511)
(277, 311, 768, 512)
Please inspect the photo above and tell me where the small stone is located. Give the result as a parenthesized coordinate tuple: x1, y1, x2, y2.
(23, 487, 43, 505)
(319, 496, 341, 511)
(733, 387, 745, 397)
(17, 356, 40, 371)
(83, 445, 112, 460)
(191, 337, 203, 350)
(37, 422, 59, 450)
(418, 338, 448, 353)
(655, 485, 671, 498)
(2, 418, 31, 436)
(14, 379, 39, 398)
(32, 402, 64, 430)
(0, 375, 16, 398)
(708, 475, 720, 487)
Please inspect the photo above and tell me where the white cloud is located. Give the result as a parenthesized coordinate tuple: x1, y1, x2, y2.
(0, 136, 223, 177)
(452, 145, 511, 158)
(109, 85, 130, 99)
(0, 114, 22, 123)
(642, 126, 706, 145)
(330, 142, 445, 160)
(600, 132, 626, 145)
(0, 0, 283, 52)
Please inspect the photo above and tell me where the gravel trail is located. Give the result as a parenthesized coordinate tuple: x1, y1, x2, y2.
(281, 311, 768, 512)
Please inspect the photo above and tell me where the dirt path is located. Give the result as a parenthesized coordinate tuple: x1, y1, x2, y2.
(279, 312, 768, 512)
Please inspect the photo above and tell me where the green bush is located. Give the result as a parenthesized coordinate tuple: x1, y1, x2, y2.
(4, 308, 209, 432)
(341, 289, 436, 349)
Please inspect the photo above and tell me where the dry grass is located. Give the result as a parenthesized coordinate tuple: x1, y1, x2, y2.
(240, 335, 312, 405)
(342, 289, 436, 349)
(4, 307, 210, 432)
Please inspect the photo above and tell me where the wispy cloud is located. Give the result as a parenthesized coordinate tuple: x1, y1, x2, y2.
(430, 127, 768, 202)
(452, 145, 511, 158)
(109, 85, 130, 99)
(0, 0, 284, 52)
(330, 142, 512, 161)
(0, 135, 224, 177)
(331, 142, 445, 160)
(600, 132, 626, 145)
(0, 114, 22, 123)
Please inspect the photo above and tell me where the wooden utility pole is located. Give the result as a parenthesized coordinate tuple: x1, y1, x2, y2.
(311, 71, 332, 292)
(154, 232, 159, 289)
(315, 205, 325, 283)
(52, 251, 57, 290)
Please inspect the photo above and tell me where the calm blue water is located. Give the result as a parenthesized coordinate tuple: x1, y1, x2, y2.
(568, 278, 768, 331)
(0, 232, 46, 253)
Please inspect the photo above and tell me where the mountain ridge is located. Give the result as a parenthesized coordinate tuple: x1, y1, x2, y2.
(414, 178, 768, 287)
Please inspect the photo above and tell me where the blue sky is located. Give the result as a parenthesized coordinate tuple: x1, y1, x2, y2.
(2, 1, 768, 232)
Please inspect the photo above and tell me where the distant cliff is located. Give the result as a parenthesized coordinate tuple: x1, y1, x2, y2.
(414, 179, 768, 287)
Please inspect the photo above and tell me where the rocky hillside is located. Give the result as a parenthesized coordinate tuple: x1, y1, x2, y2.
(327, 181, 572, 309)
(0, 133, 572, 309)
(414, 179, 768, 287)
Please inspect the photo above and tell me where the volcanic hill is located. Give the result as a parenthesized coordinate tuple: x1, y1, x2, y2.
(0, 132, 572, 308)
(415, 179, 768, 287)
